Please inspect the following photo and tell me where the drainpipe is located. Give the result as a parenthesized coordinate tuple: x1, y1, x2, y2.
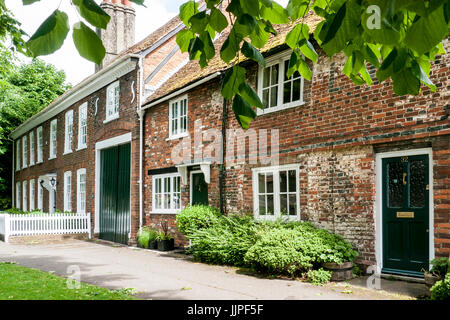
(135, 55, 144, 232)
(219, 74, 227, 215)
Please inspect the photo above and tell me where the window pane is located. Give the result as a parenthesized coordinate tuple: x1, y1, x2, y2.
(284, 60, 290, 81)
(289, 194, 297, 215)
(288, 170, 296, 192)
(263, 67, 270, 88)
(155, 194, 162, 209)
(262, 89, 269, 109)
(388, 162, 403, 208)
(271, 64, 279, 85)
(266, 173, 273, 193)
(280, 171, 287, 193)
(267, 195, 274, 215)
(258, 173, 265, 193)
(283, 81, 291, 104)
(410, 160, 426, 208)
(258, 195, 266, 215)
(292, 78, 301, 101)
(270, 87, 278, 107)
(280, 194, 288, 215)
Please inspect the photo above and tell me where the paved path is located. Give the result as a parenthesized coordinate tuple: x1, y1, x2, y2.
(0, 240, 427, 300)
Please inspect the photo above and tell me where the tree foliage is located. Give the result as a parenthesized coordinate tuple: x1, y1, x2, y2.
(176, 0, 450, 129)
(0, 47, 71, 209)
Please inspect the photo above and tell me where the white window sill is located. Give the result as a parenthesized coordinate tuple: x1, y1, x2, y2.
(76, 145, 87, 151)
(63, 150, 72, 155)
(254, 214, 300, 221)
(166, 132, 189, 141)
(103, 114, 120, 124)
(257, 101, 305, 116)
(48, 156, 56, 160)
(36, 160, 43, 165)
(22, 166, 27, 169)
(150, 210, 181, 215)
(29, 163, 34, 167)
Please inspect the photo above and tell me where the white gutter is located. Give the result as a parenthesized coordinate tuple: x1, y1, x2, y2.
(142, 72, 222, 110)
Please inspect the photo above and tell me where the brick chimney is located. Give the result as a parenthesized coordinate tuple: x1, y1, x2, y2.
(96, 0, 136, 71)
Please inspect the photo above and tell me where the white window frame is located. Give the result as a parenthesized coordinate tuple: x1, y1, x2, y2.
(37, 126, 43, 163)
(38, 180, 43, 211)
(64, 110, 74, 154)
(22, 180, 28, 212)
(64, 171, 72, 212)
(77, 168, 87, 214)
(22, 135, 28, 168)
(104, 81, 120, 123)
(77, 103, 88, 150)
(29, 179, 35, 211)
(252, 164, 300, 220)
(257, 51, 305, 115)
(152, 173, 182, 214)
(16, 140, 20, 171)
(168, 95, 188, 140)
(29, 131, 35, 166)
(49, 119, 57, 159)
(15, 182, 21, 209)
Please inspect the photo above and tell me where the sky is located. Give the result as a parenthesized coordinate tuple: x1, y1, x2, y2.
(5, 0, 287, 86)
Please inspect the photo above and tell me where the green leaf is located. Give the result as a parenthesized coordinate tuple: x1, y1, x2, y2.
(220, 28, 242, 63)
(189, 11, 209, 34)
(232, 94, 256, 130)
(393, 48, 408, 73)
(234, 14, 258, 37)
(22, 0, 40, 4)
(188, 37, 203, 60)
(351, 51, 364, 73)
(221, 65, 246, 99)
(210, 8, 228, 33)
(261, 2, 289, 24)
(287, 0, 309, 20)
(176, 29, 195, 52)
(391, 68, 420, 96)
(287, 51, 312, 80)
(411, 60, 436, 92)
(179, 0, 199, 26)
(359, 65, 372, 85)
(241, 41, 265, 67)
(239, 81, 263, 109)
(376, 48, 397, 82)
(130, 0, 146, 6)
(249, 21, 270, 48)
(72, 0, 110, 30)
(404, 5, 448, 56)
(363, 45, 380, 68)
(240, 0, 260, 16)
(27, 10, 69, 57)
(285, 23, 309, 49)
(72, 21, 106, 64)
(300, 40, 318, 63)
(199, 31, 215, 60)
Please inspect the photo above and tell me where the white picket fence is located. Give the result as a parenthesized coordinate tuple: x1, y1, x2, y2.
(0, 213, 91, 243)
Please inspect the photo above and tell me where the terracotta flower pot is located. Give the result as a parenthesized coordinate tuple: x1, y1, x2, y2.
(323, 262, 354, 281)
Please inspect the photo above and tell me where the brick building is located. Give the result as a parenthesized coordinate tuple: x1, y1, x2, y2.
(9, 2, 450, 277)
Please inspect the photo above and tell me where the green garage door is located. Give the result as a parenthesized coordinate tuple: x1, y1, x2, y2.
(99, 143, 131, 244)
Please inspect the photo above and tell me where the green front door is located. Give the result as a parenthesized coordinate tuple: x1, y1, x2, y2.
(99, 143, 131, 245)
(191, 172, 208, 205)
(382, 154, 429, 277)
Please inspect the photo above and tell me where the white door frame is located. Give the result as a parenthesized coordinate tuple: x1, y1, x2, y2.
(94, 132, 132, 234)
(375, 148, 434, 274)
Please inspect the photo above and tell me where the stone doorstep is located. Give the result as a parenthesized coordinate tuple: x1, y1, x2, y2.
(381, 273, 425, 284)
(6, 233, 89, 245)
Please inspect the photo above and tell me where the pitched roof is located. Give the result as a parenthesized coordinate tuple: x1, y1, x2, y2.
(144, 13, 323, 105)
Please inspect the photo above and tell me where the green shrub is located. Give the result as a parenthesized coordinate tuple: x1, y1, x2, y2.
(176, 205, 222, 235)
(156, 231, 174, 241)
(430, 271, 450, 300)
(306, 268, 332, 285)
(430, 257, 450, 277)
(137, 227, 151, 248)
(4, 207, 24, 214)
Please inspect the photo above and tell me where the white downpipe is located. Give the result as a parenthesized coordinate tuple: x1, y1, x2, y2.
(137, 56, 144, 231)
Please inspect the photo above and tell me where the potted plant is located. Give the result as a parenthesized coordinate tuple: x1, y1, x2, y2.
(148, 228, 158, 249)
(322, 239, 359, 281)
(424, 257, 449, 295)
(137, 227, 151, 249)
(156, 220, 174, 251)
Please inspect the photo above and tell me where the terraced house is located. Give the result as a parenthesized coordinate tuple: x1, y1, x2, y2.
(10, 1, 450, 278)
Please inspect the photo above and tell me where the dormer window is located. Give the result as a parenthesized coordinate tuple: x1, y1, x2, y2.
(105, 81, 120, 122)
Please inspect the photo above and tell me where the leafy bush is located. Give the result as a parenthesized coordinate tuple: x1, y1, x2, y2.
(430, 257, 450, 277)
(176, 205, 222, 235)
(430, 271, 450, 301)
(156, 231, 173, 241)
(4, 207, 24, 214)
(137, 227, 152, 248)
(306, 268, 332, 285)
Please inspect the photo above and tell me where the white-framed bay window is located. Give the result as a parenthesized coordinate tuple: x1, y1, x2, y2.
(49, 119, 57, 159)
(64, 171, 72, 212)
(15, 182, 21, 209)
(78, 103, 87, 149)
(37, 126, 43, 163)
(16, 140, 20, 171)
(77, 168, 86, 214)
(64, 110, 73, 154)
(29, 131, 35, 166)
(257, 51, 305, 115)
(105, 81, 120, 122)
(38, 180, 43, 211)
(252, 164, 300, 220)
(22, 135, 27, 168)
(22, 180, 28, 212)
(29, 179, 35, 211)
(152, 173, 181, 213)
(168, 95, 188, 139)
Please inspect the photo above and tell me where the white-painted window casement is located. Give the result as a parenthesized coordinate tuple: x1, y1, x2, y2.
(252, 164, 300, 220)
(64, 171, 72, 212)
(29, 131, 35, 166)
(257, 51, 305, 115)
(64, 110, 73, 154)
(49, 119, 57, 159)
(15, 182, 20, 209)
(15, 140, 20, 171)
(29, 179, 35, 211)
(22, 136, 27, 168)
(37, 126, 43, 163)
(22, 180, 27, 212)
(152, 173, 182, 213)
(78, 103, 87, 150)
(168, 95, 188, 139)
(37, 180, 43, 211)
(105, 81, 120, 122)
(77, 168, 86, 214)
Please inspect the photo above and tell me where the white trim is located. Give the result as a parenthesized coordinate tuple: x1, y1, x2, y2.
(105, 81, 120, 122)
(22, 180, 28, 212)
(29, 179, 35, 211)
(37, 180, 43, 211)
(252, 164, 301, 221)
(77, 102, 88, 150)
(10, 55, 137, 140)
(64, 110, 74, 154)
(77, 168, 87, 214)
(168, 94, 188, 139)
(151, 172, 182, 214)
(94, 132, 132, 233)
(375, 148, 434, 274)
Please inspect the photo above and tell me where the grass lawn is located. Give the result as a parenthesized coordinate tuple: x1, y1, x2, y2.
(0, 262, 135, 300)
